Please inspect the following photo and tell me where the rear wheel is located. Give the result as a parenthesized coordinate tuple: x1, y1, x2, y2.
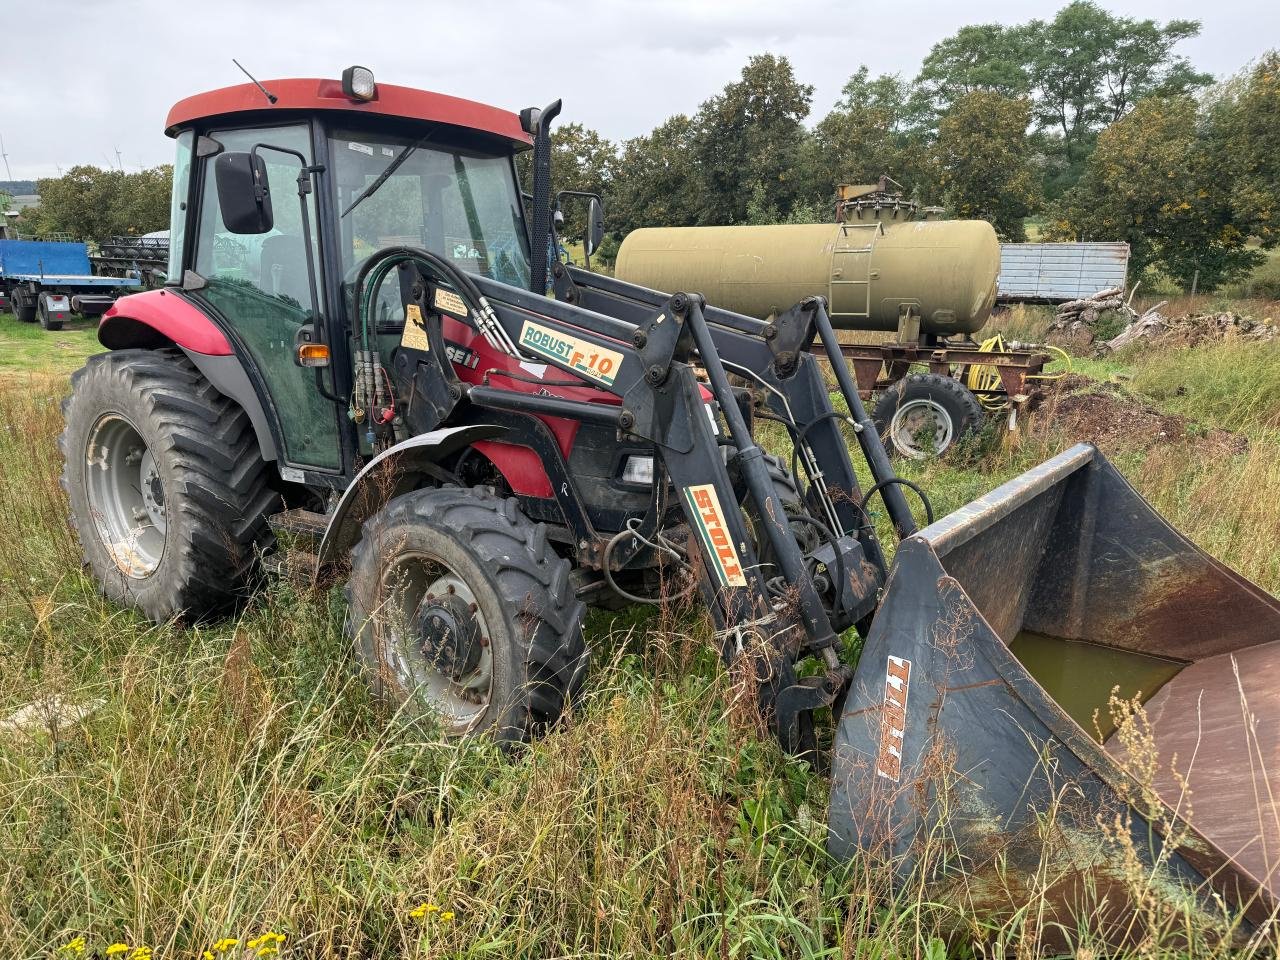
(346, 486, 588, 742)
(872, 373, 984, 459)
(60, 349, 279, 621)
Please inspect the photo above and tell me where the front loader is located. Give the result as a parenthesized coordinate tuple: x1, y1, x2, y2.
(60, 68, 1279, 934)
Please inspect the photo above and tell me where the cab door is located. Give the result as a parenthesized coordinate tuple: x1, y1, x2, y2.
(190, 123, 342, 472)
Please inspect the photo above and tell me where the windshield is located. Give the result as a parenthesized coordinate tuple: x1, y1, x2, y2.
(329, 127, 530, 289)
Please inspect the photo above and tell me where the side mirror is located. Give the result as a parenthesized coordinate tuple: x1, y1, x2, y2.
(585, 196, 605, 257)
(215, 152, 274, 234)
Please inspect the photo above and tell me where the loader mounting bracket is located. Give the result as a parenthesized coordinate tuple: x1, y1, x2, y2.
(630, 296, 694, 387)
(763, 298, 820, 378)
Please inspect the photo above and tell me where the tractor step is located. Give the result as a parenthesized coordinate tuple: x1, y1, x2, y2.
(268, 508, 330, 540)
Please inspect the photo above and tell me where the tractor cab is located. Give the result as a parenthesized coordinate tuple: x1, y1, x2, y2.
(156, 69, 539, 477)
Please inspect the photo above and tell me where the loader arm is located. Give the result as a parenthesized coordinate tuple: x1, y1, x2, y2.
(556, 264, 920, 550)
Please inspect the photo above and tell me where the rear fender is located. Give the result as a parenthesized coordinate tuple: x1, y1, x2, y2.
(315, 424, 506, 569)
(98, 289, 232, 354)
(97, 289, 279, 463)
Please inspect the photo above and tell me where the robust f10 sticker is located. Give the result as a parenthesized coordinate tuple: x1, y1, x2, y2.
(518, 320, 622, 387)
(876, 655, 912, 781)
(684, 484, 747, 587)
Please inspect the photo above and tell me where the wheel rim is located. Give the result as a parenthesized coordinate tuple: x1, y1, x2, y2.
(84, 414, 167, 577)
(888, 399, 953, 459)
(378, 554, 494, 731)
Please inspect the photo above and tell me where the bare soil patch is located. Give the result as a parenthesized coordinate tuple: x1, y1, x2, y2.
(1034, 374, 1248, 455)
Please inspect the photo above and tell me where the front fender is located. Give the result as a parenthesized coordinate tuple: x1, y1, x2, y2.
(315, 424, 505, 570)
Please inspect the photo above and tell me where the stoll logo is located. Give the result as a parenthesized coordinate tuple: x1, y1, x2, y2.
(683, 484, 747, 587)
(518, 320, 622, 387)
(876, 655, 912, 781)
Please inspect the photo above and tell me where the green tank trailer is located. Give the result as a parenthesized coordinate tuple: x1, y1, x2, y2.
(613, 180, 1046, 458)
(615, 181, 1001, 337)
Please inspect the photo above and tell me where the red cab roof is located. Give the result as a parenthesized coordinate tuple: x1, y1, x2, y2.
(165, 78, 531, 147)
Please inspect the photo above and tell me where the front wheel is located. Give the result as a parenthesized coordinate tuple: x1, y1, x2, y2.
(346, 486, 588, 742)
(872, 373, 984, 459)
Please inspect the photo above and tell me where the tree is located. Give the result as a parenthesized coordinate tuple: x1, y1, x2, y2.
(1207, 52, 1280, 252)
(519, 122, 616, 243)
(915, 23, 1034, 115)
(1028, 1, 1208, 185)
(796, 67, 937, 210)
(932, 92, 1040, 240)
(914, 4, 1209, 197)
(690, 54, 814, 224)
(31, 165, 172, 239)
(610, 114, 702, 235)
(1049, 97, 1263, 291)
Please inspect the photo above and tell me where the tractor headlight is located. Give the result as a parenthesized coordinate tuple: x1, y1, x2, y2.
(342, 65, 377, 101)
(620, 455, 655, 486)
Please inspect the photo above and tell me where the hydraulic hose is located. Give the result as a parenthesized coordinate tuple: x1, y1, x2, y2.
(860, 476, 935, 528)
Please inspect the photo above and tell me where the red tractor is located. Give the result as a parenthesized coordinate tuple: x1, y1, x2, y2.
(62, 67, 907, 746)
(61, 67, 1280, 921)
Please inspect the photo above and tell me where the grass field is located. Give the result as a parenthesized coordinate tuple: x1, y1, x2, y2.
(0, 311, 103, 379)
(0, 306, 1278, 958)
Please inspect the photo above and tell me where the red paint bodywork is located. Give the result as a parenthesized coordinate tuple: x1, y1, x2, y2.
(441, 315, 622, 498)
(439, 315, 713, 498)
(165, 79, 530, 147)
(99, 289, 233, 355)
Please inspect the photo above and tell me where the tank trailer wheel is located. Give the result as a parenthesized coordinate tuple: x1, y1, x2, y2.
(872, 373, 984, 459)
(345, 486, 588, 743)
(60, 349, 279, 622)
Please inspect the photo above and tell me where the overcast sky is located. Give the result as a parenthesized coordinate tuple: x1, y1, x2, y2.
(1, 0, 1276, 181)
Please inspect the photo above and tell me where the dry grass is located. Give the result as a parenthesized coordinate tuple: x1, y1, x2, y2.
(0, 335, 1277, 957)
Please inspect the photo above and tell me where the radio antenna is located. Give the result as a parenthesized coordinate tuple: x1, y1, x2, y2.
(232, 59, 278, 104)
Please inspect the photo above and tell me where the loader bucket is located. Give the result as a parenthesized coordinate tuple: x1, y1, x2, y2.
(829, 443, 1280, 934)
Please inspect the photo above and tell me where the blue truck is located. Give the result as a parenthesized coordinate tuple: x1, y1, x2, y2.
(0, 234, 142, 330)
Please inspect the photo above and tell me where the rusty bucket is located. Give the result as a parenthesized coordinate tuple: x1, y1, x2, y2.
(828, 443, 1280, 933)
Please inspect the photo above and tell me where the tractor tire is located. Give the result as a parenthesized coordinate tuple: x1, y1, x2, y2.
(346, 485, 588, 743)
(872, 373, 984, 459)
(60, 348, 279, 622)
(38, 295, 63, 331)
(14, 291, 37, 323)
(743, 452, 821, 577)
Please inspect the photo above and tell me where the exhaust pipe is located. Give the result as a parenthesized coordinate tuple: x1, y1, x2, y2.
(829, 443, 1280, 931)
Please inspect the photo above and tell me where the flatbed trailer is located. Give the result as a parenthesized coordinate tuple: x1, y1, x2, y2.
(0, 238, 141, 330)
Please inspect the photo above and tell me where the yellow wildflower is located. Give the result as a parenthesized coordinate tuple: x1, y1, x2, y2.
(59, 937, 86, 956)
(204, 953, 215, 960)
(105, 947, 130, 957)
(440, 911, 455, 922)
(212, 939, 239, 953)
(128, 949, 152, 960)
(408, 902, 441, 919)
(247, 932, 286, 955)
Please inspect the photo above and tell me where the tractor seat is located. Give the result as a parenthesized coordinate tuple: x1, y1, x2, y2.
(259, 234, 312, 313)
